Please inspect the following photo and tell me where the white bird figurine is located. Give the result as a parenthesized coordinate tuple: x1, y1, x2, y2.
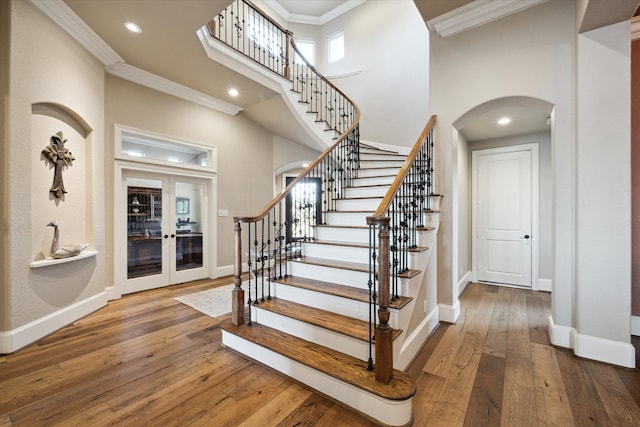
(47, 220, 88, 259)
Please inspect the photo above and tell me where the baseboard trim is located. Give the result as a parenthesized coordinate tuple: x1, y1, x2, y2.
(0, 291, 108, 354)
(538, 278, 552, 292)
(396, 306, 439, 370)
(216, 263, 249, 279)
(438, 300, 461, 323)
(549, 315, 636, 368)
(632, 315, 640, 337)
(457, 271, 471, 296)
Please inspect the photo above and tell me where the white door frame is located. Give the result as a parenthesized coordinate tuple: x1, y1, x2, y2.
(472, 143, 539, 290)
(113, 160, 217, 299)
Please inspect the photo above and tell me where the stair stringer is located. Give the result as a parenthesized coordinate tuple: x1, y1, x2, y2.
(196, 28, 335, 149)
(394, 225, 440, 370)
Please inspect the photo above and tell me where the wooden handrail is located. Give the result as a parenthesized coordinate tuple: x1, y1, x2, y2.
(367, 115, 436, 223)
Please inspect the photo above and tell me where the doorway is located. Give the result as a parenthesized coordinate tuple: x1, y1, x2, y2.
(123, 170, 209, 294)
(472, 144, 539, 288)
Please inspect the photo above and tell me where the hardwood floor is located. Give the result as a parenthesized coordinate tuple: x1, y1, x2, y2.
(1, 279, 639, 426)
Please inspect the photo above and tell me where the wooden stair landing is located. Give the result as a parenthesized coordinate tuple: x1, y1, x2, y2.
(221, 320, 416, 401)
(254, 297, 403, 342)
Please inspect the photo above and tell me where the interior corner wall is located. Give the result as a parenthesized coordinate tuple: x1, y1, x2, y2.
(456, 132, 470, 284)
(5, 0, 106, 336)
(1, 0, 11, 333)
(104, 75, 274, 269)
(429, 0, 576, 317)
(576, 21, 632, 343)
(632, 39, 640, 319)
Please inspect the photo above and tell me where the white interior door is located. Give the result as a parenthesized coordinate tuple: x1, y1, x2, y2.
(123, 171, 208, 294)
(474, 149, 532, 287)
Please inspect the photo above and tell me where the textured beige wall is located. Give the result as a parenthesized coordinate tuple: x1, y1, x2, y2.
(5, 0, 106, 330)
(104, 75, 275, 269)
(631, 39, 640, 318)
(0, 0, 10, 332)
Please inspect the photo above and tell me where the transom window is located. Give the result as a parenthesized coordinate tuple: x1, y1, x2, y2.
(328, 32, 344, 63)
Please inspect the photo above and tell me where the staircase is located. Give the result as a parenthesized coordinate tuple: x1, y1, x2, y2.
(221, 144, 441, 426)
(198, 1, 441, 425)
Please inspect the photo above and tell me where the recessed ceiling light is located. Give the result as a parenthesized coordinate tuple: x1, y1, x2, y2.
(497, 117, 511, 125)
(228, 88, 239, 97)
(124, 22, 143, 33)
(302, 163, 309, 168)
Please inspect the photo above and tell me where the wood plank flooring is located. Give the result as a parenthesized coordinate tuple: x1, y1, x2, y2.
(1, 280, 638, 426)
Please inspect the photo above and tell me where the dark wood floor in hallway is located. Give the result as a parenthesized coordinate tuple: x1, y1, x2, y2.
(1, 279, 639, 426)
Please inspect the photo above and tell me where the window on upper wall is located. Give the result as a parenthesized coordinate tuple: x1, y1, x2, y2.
(294, 39, 316, 66)
(328, 32, 344, 63)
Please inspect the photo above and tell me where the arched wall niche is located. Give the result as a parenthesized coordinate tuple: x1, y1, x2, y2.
(31, 101, 94, 262)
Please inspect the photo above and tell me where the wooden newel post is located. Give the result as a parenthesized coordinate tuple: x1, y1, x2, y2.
(232, 220, 245, 326)
(375, 220, 393, 383)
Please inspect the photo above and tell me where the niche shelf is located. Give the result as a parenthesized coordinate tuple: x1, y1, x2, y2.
(30, 250, 98, 268)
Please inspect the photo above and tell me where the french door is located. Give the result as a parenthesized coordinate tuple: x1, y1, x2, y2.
(123, 170, 208, 294)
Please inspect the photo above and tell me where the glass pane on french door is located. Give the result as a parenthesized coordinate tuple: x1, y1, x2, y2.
(127, 177, 164, 279)
(174, 181, 204, 273)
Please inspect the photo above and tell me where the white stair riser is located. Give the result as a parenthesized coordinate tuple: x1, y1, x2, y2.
(220, 331, 413, 426)
(303, 242, 369, 262)
(315, 227, 369, 243)
(352, 175, 397, 186)
(344, 186, 388, 198)
(271, 282, 401, 327)
(359, 160, 405, 169)
(325, 211, 370, 226)
(289, 262, 369, 289)
(336, 198, 382, 211)
(251, 306, 369, 361)
(357, 167, 401, 178)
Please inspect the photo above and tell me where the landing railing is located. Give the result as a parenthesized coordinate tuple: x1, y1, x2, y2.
(367, 115, 436, 383)
(211, 1, 362, 330)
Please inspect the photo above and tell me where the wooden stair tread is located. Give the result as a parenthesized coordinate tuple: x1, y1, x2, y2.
(335, 196, 384, 201)
(314, 224, 369, 230)
(271, 276, 413, 309)
(255, 298, 402, 342)
(306, 239, 369, 249)
(290, 256, 421, 279)
(221, 320, 416, 401)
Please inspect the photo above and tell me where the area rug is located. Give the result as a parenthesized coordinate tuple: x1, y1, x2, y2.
(174, 284, 235, 318)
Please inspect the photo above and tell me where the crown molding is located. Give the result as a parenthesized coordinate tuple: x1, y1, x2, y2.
(632, 16, 640, 41)
(30, 0, 242, 116)
(427, 0, 548, 38)
(107, 63, 243, 116)
(31, 0, 123, 65)
(263, 0, 366, 26)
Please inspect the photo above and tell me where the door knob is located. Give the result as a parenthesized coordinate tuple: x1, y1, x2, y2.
(524, 234, 530, 239)
(164, 234, 169, 239)
(171, 234, 175, 238)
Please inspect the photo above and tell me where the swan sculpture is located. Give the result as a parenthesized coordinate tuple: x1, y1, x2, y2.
(47, 220, 88, 259)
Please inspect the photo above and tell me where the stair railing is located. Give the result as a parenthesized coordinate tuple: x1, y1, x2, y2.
(366, 115, 437, 383)
(208, 0, 361, 327)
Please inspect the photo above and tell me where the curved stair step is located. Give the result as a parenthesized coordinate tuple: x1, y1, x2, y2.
(255, 297, 403, 342)
(271, 275, 413, 309)
(290, 256, 421, 279)
(221, 320, 416, 401)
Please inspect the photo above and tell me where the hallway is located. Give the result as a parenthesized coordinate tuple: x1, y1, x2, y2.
(1, 280, 638, 426)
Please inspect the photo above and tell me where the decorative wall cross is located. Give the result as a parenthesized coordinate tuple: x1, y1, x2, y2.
(42, 131, 75, 198)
